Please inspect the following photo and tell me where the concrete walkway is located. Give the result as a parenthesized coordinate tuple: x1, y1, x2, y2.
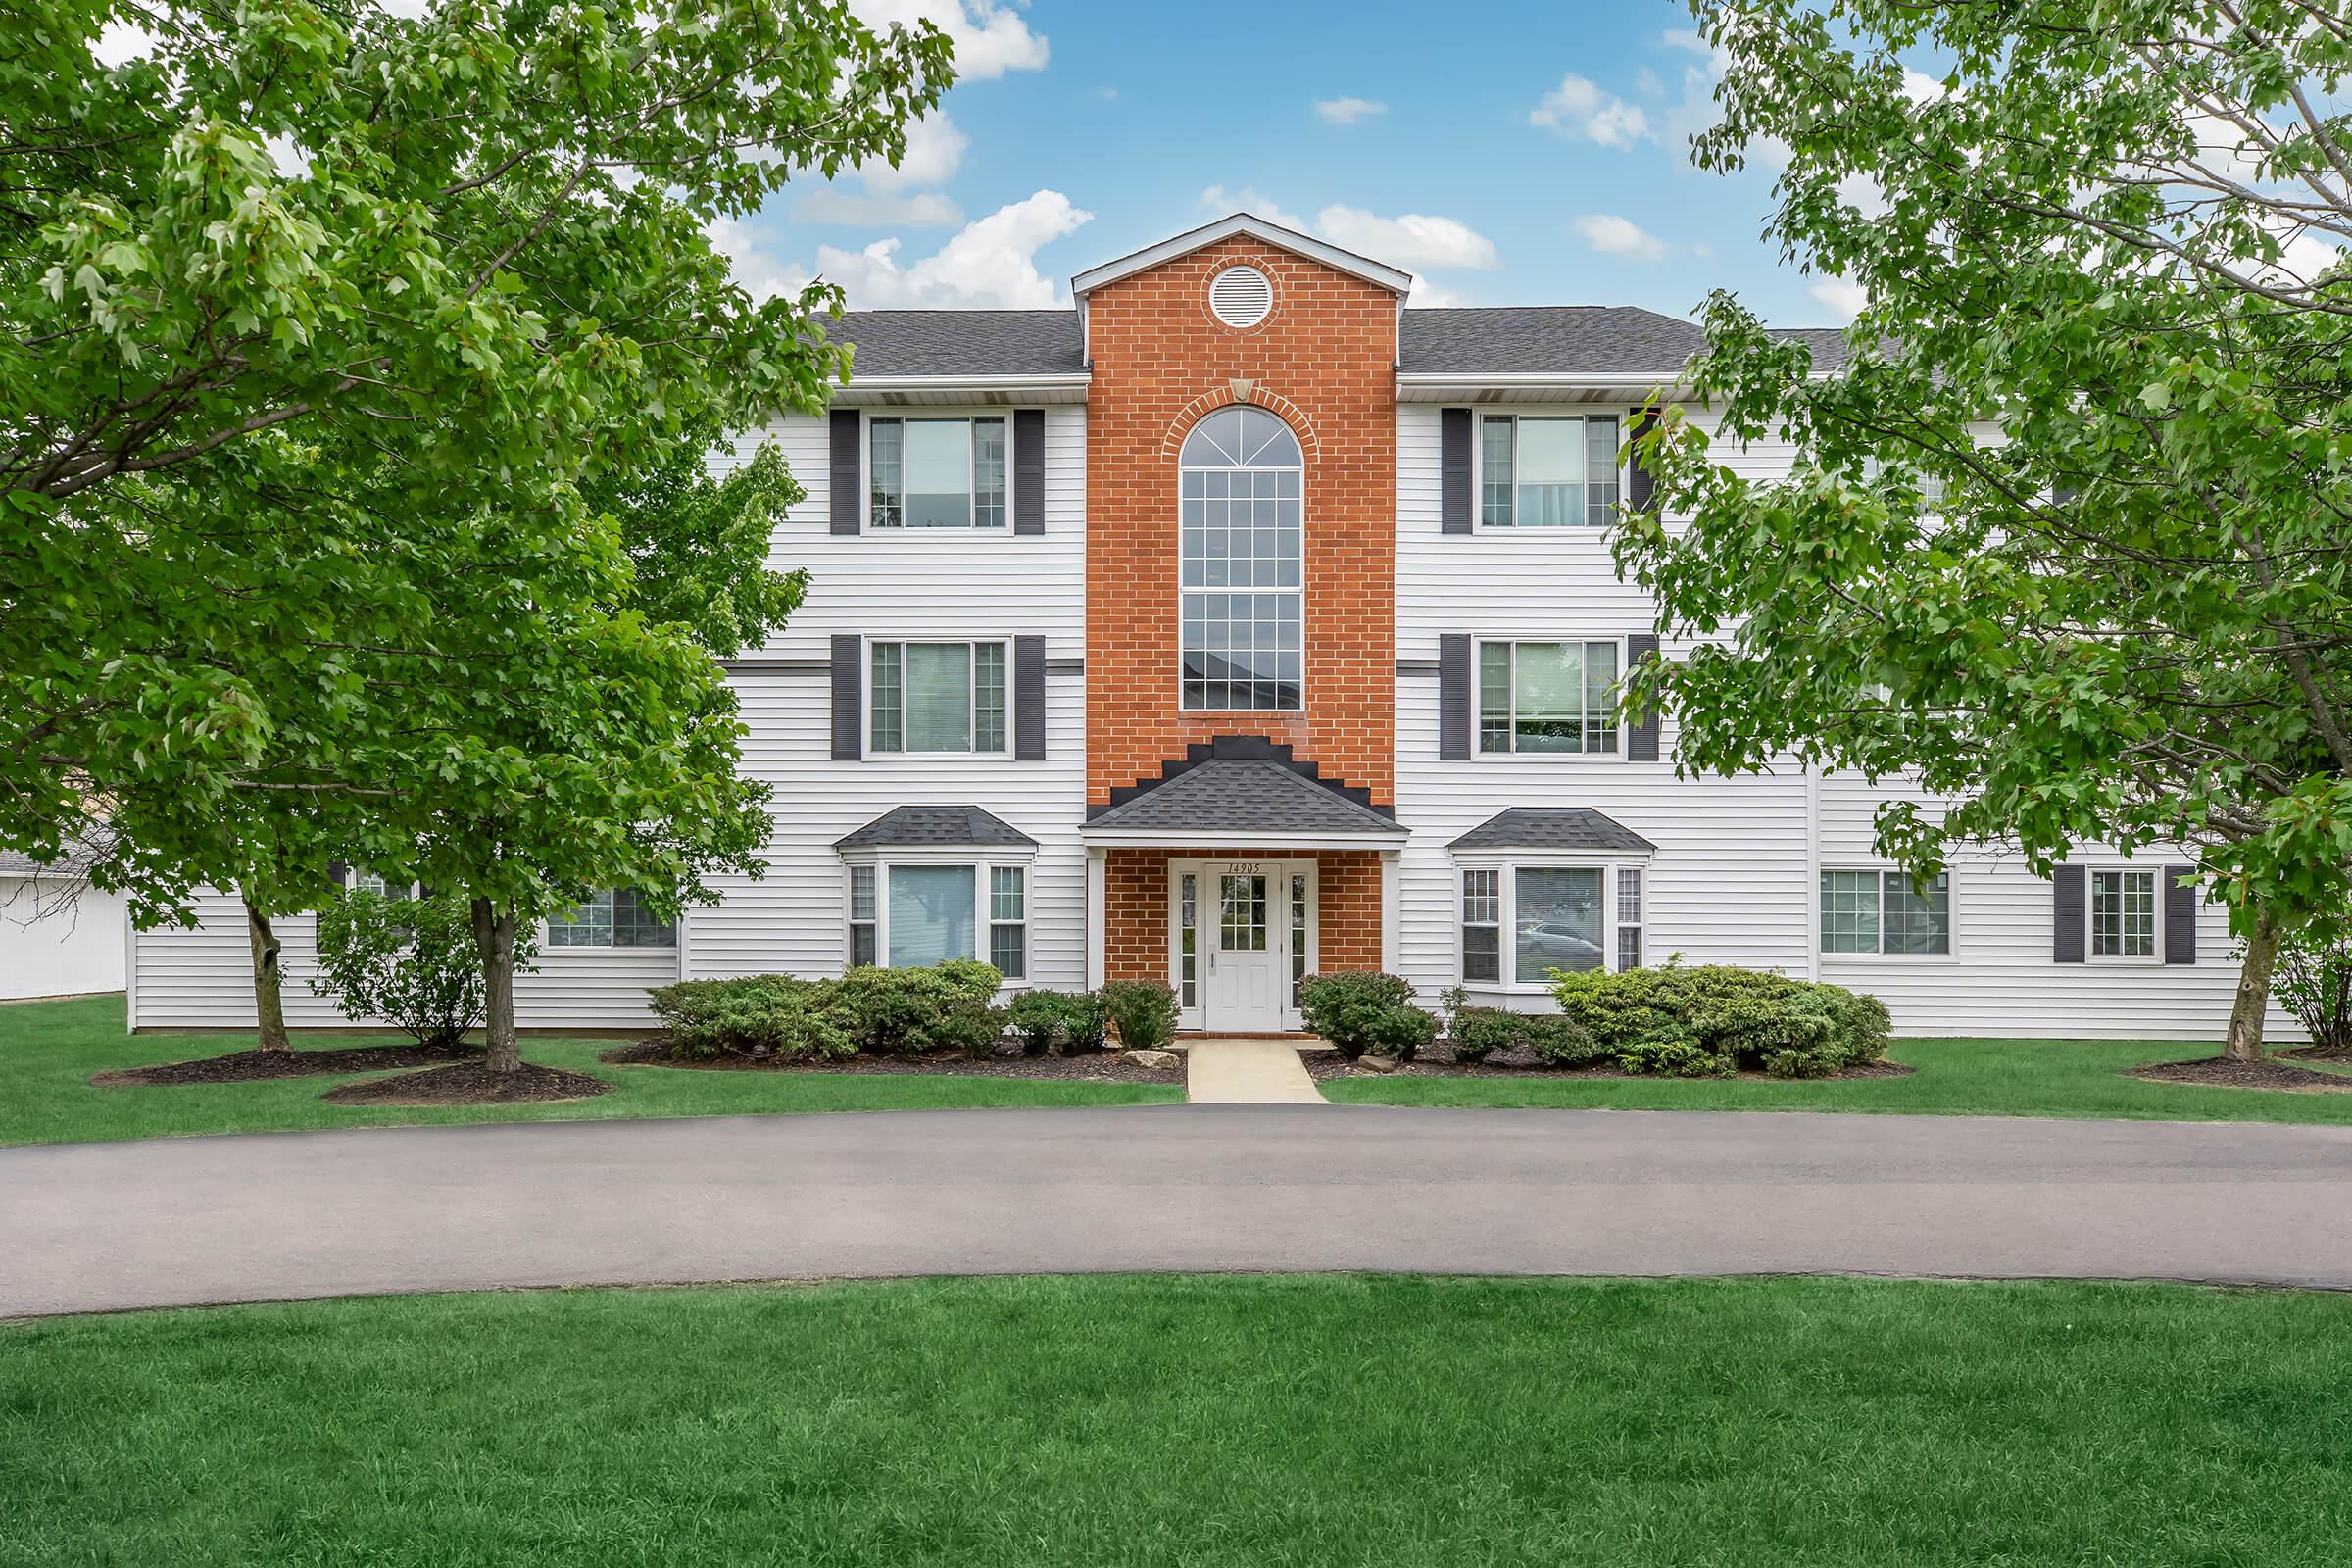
(7, 1106, 2352, 1316)
(1183, 1039, 1326, 1103)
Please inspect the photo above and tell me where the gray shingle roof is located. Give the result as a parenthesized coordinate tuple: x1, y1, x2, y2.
(822, 311, 1084, 378)
(1399, 308, 1852, 374)
(813, 306, 1848, 379)
(1448, 808, 1656, 854)
(834, 806, 1037, 851)
(1084, 760, 1403, 838)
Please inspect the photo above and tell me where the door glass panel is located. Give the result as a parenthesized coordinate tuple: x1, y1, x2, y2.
(1290, 873, 1308, 1004)
(1219, 875, 1268, 952)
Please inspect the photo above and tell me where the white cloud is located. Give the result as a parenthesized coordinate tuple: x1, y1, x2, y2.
(808, 191, 1094, 308)
(708, 216, 815, 304)
(1315, 206, 1498, 271)
(1198, 185, 1310, 234)
(1571, 213, 1668, 263)
(856, 111, 967, 192)
(1808, 276, 1869, 322)
(850, 0, 1047, 79)
(1529, 74, 1652, 148)
(1406, 274, 1461, 307)
(796, 188, 963, 227)
(1314, 96, 1387, 126)
(1901, 69, 1947, 105)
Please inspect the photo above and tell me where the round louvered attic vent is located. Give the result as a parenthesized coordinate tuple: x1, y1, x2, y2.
(1208, 265, 1273, 328)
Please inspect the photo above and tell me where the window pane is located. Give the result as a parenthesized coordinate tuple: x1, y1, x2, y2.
(972, 418, 1006, 528)
(1882, 872, 1950, 955)
(549, 888, 612, 947)
(1616, 925, 1642, 971)
(1583, 640, 1620, 753)
(1616, 866, 1642, 925)
(1516, 867, 1604, 978)
(1179, 873, 1198, 1007)
(1586, 416, 1620, 527)
(1513, 642, 1587, 753)
(902, 419, 973, 527)
(903, 643, 973, 752)
(1182, 591, 1299, 710)
(888, 865, 975, 967)
(1462, 925, 1500, 983)
(1820, 871, 1880, 954)
(1219, 874, 1268, 951)
(1478, 643, 1512, 753)
(973, 643, 1006, 753)
(1462, 868, 1499, 924)
(2092, 870, 2155, 957)
(868, 417, 903, 528)
(1481, 416, 1514, 526)
(850, 865, 876, 922)
(870, 644, 903, 752)
(990, 923, 1025, 980)
(612, 888, 676, 948)
(1514, 418, 1586, 527)
(990, 865, 1025, 921)
(850, 923, 876, 967)
(1291, 873, 1308, 1005)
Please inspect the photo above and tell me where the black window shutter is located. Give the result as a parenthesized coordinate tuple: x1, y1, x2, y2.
(830, 634, 862, 760)
(1626, 407, 1658, 514)
(1439, 634, 1472, 760)
(1440, 409, 1473, 534)
(2164, 863, 2197, 964)
(1626, 632, 1662, 761)
(829, 410, 861, 536)
(1013, 410, 1045, 535)
(2052, 865, 2086, 962)
(1013, 635, 1046, 760)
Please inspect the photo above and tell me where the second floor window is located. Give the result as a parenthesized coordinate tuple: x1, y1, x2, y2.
(1479, 640, 1620, 755)
(1481, 415, 1620, 528)
(871, 641, 1007, 754)
(1180, 406, 1303, 710)
(869, 416, 1006, 528)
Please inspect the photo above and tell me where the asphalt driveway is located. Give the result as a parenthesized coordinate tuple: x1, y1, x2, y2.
(5, 1105, 2350, 1316)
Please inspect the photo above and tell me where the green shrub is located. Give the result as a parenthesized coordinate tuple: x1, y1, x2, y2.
(1523, 1011, 1605, 1067)
(1100, 980, 1178, 1052)
(645, 974, 855, 1062)
(1005, 989, 1108, 1055)
(2275, 917, 2352, 1054)
(935, 999, 1009, 1059)
(1299, 973, 1436, 1061)
(1552, 961, 1888, 1079)
(1446, 1004, 1524, 1063)
(835, 961, 1004, 1054)
(312, 890, 532, 1046)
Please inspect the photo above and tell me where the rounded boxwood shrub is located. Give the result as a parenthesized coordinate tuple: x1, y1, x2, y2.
(1522, 1011, 1604, 1067)
(1100, 980, 1178, 1052)
(1004, 988, 1106, 1055)
(835, 960, 1004, 1054)
(1446, 1004, 1525, 1064)
(1299, 972, 1438, 1061)
(1551, 961, 1889, 1078)
(645, 975, 855, 1062)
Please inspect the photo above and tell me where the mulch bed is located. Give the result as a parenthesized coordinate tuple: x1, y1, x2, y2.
(599, 1039, 1185, 1085)
(2283, 1041, 2352, 1063)
(93, 1042, 484, 1088)
(1303, 1043, 1916, 1083)
(2127, 1055, 2352, 1093)
(320, 1060, 612, 1106)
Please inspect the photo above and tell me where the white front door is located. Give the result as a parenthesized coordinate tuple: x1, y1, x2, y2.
(1205, 868, 1285, 1032)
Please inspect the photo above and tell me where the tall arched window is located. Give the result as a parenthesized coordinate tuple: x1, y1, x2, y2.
(1179, 406, 1303, 710)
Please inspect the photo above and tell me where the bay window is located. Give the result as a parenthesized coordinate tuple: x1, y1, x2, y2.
(868, 416, 1006, 529)
(1480, 414, 1620, 528)
(1479, 640, 1621, 755)
(870, 641, 1007, 755)
(1458, 860, 1646, 987)
(1819, 869, 1951, 956)
(843, 858, 1030, 980)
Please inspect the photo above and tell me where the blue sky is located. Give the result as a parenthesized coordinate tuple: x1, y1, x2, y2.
(712, 0, 1861, 326)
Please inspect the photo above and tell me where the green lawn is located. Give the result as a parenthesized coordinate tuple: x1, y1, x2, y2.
(4, 1274, 2347, 1565)
(0, 995, 1180, 1147)
(1324, 1034, 2352, 1123)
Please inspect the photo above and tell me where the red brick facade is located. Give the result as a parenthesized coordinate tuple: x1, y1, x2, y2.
(1083, 235, 1399, 808)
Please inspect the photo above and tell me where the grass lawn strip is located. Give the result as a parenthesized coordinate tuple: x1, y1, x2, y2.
(3, 1274, 2347, 1567)
(0, 996, 1182, 1148)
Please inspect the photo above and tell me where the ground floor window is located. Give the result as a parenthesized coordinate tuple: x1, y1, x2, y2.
(1819, 869, 1951, 956)
(844, 858, 1029, 978)
(2090, 869, 2156, 958)
(1458, 860, 1647, 988)
(549, 888, 676, 949)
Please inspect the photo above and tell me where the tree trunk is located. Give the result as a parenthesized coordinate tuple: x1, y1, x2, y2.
(471, 895, 521, 1072)
(2224, 908, 2283, 1062)
(244, 899, 290, 1053)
